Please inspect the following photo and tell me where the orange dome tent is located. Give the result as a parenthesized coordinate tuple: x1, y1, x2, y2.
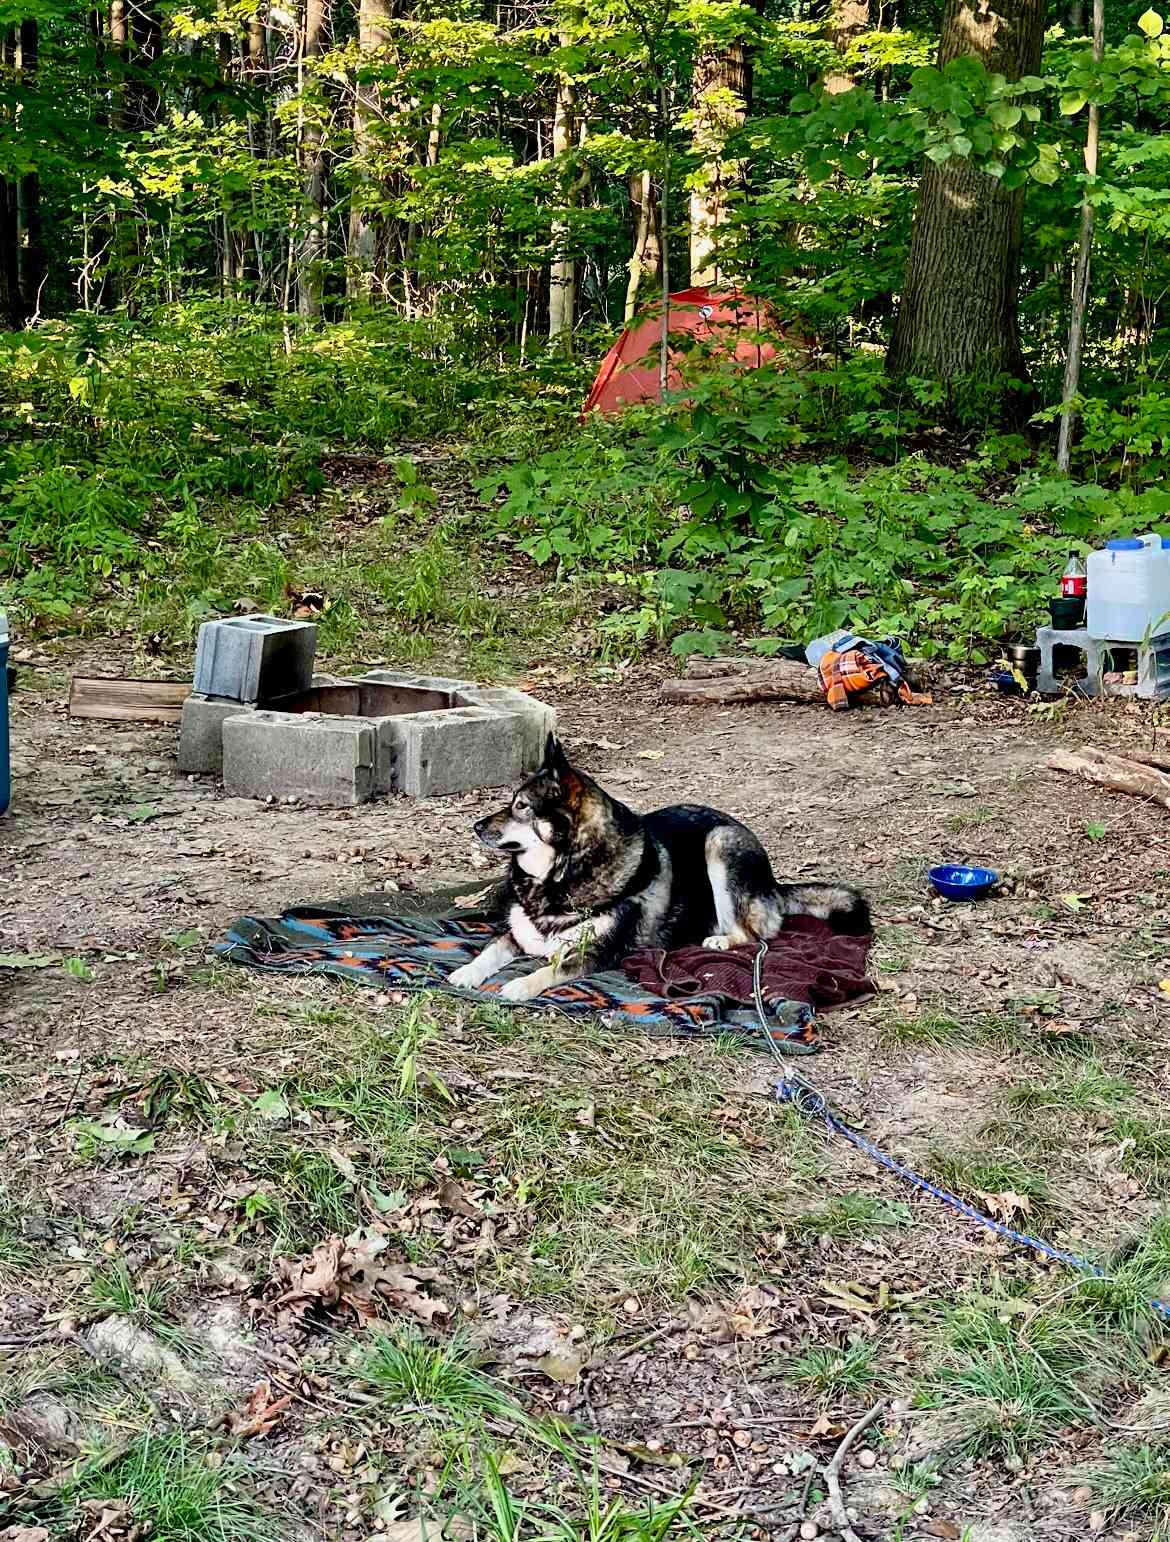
(583, 287, 791, 414)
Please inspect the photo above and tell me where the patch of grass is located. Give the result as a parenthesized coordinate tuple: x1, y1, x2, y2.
(1115, 1116, 1170, 1194)
(481, 1454, 698, 1542)
(877, 1009, 964, 1049)
(71, 1434, 274, 1542)
(926, 1143, 1052, 1216)
(920, 1293, 1106, 1458)
(357, 1326, 513, 1420)
(239, 1143, 364, 1250)
(84, 1259, 200, 1355)
(888, 1462, 941, 1503)
(1002, 1062, 1136, 1118)
(1079, 1215, 1170, 1335)
(786, 1341, 880, 1397)
(488, 1082, 816, 1306)
(944, 804, 1001, 833)
(791, 1193, 911, 1240)
(117, 1067, 226, 1130)
(1084, 1442, 1170, 1533)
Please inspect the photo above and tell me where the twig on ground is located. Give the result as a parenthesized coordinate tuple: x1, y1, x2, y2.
(777, 1462, 820, 1542)
(823, 1400, 884, 1542)
(42, 1059, 87, 1131)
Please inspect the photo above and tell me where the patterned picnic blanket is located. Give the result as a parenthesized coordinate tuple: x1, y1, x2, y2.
(217, 885, 820, 1055)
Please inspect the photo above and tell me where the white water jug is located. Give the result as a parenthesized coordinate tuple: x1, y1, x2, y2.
(1087, 535, 1170, 642)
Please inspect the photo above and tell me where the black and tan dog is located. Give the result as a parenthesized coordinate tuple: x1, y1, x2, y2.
(449, 736, 868, 1002)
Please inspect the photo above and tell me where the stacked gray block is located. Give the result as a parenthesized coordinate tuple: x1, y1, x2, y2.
(193, 615, 317, 703)
(1037, 625, 1170, 700)
(460, 685, 557, 769)
(177, 696, 252, 774)
(379, 706, 521, 798)
(179, 672, 345, 775)
(182, 661, 554, 805)
(222, 712, 376, 805)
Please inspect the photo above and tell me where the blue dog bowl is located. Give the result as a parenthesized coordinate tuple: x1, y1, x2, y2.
(929, 863, 998, 901)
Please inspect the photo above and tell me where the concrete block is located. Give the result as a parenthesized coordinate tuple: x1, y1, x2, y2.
(177, 694, 253, 775)
(360, 669, 471, 696)
(461, 686, 556, 770)
(193, 615, 316, 703)
(390, 706, 526, 798)
(222, 712, 375, 805)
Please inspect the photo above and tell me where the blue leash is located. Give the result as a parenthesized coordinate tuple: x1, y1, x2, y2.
(750, 942, 1170, 1322)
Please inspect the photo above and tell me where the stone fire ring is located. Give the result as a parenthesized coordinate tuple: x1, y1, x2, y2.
(178, 669, 555, 805)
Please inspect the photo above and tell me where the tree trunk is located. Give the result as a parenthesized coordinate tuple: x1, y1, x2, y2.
(688, 35, 751, 286)
(824, 0, 869, 94)
(128, 1, 162, 130)
(548, 37, 576, 352)
(0, 173, 19, 328)
(297, 0, 330, 318)
(246, 11, 268, 74)
(12, 19, 42, 321)
(1055, 0, 1103, 473)
(625, 168, 661, 321)
(347, 0, 393, 299)
(886, 0, 1046, 406)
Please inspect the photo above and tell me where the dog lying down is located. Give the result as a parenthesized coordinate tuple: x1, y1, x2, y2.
(450, 736, 869, 1003)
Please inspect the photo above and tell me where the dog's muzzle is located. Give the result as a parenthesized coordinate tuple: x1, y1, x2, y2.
(474, 813, 518, 852)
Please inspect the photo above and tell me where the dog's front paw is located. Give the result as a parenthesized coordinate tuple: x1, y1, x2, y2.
(500, 975, 541, 1002)
(448, 962, 483, 988)
(703, 934, 734, 951)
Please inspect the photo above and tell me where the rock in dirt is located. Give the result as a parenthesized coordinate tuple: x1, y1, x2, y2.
(1, 1393, 87, 1457)
(85, 1316, 198, 1391)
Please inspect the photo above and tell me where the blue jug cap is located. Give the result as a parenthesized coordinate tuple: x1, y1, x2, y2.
(1107, 538, 1143, 550)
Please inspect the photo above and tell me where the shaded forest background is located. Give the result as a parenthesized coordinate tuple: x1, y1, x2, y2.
(1, 0, 1169, 662)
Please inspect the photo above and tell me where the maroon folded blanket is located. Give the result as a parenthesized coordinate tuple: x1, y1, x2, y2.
(623, 915, 874, 1013)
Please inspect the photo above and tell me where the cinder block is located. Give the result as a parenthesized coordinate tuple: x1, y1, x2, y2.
(177, 694, 253, 775)
(360, 669, 471, 696)
(222, 712, 375, 805)
(461, 686, 556, 770)
(193, 615, 317, 703)
(390, 706, 527, 798)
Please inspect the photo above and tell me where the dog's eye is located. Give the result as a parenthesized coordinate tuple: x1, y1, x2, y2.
(513, 797, 530, 813)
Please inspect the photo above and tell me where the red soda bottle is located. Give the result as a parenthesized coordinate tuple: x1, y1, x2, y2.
(1061, 555, 1087, 599)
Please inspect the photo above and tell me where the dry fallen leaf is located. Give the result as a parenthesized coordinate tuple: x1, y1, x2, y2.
(921, 1522, 961, 1540)
(1, 1528, 52, 1542)
(453, 887, 492, 909)
(437, 1178, 482, 1219)
(807, 1412, 845, 1439)
(380, 1520, 445, 1542)
(533, 1347, 589, 1384)
(269, 1232, 450, 1327)
(223, 1379, 293, 1439)
(977, 1189, 1031, 1221)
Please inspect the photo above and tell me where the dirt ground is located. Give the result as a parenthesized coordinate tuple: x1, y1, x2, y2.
(3, 633, 1170, 1542)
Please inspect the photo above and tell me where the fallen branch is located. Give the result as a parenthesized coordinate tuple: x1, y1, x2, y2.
(1124, 747, 1170, 775)
(823, 1400, 885, 1542)
(661, 660, 823, 706)
(1047, 746, 1170, 812)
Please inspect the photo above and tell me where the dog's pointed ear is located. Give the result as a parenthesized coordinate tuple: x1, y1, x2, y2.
(541, 733, 570, 777)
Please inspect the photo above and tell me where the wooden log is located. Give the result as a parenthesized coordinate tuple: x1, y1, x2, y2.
(683, 656, 765, 678)
(69, 677, 191, 725)
(661, 660, 823, 705)
(1046, 745, 1170, 811)
(1123, 748, 1170, 775)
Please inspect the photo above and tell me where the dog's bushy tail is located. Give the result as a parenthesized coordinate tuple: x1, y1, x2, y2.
(779, 883, 871, 936)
